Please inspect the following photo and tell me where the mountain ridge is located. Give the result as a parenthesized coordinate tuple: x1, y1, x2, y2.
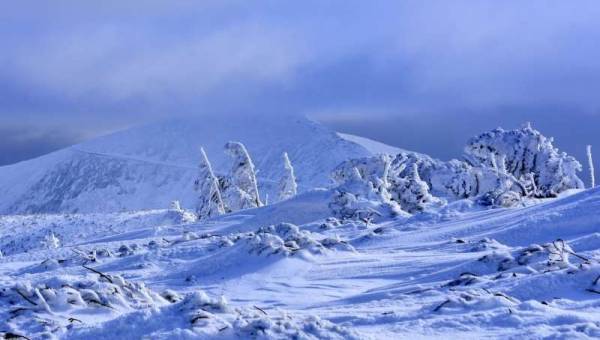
(0, 116, 398, 214)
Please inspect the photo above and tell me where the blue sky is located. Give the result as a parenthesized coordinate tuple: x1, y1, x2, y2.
(1, 1, 600, 165)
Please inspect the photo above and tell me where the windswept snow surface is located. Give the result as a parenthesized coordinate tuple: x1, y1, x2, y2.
(0, 116, 377, 214)
(2, 186, 600, 339)
(337, 133, 405, 155)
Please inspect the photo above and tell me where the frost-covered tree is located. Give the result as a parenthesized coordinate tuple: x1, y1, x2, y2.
(587, 145, 595, 188)
(278, 152, 297, 202)
(195, 147, 226, 219)
(43, 232, 60, 249)
(221, 141, 262, 211)
(332, 154, 393, 202)
(332, 123, 584, 209)
(170, 200, 183, 212)
(464, 122, 584, 197)
(329, 167, 401, 221)
(389, 164, 435, 213)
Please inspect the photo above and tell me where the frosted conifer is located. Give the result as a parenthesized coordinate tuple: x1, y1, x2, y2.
(587, 145, 595, 188)
(278, 152, 297, 202)
(195, 147, 225, 219)
(221, 141, 262, 211)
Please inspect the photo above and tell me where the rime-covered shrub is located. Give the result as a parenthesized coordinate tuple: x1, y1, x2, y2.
(278, 152, 298, 202)
(331, 124, 584, 210)
(388, 164, 435, 213)
(330, 167, 401, 220)
(218, 223, 354, 256)
(465, 123, 584, 197)
(195, 147, 226, 219)
(221, 141, 262, 211)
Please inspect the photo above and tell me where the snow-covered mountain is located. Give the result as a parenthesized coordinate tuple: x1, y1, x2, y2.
(0, 116, 392, 214)
(1, 118, 599, 339)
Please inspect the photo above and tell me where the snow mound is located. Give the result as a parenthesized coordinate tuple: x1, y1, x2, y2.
(0, 272, 169, 339)
(67, 290, 361, 340)
(219, 223, 356, 257)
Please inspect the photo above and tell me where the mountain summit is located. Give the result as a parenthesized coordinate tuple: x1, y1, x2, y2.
(0, 115, 394, 214)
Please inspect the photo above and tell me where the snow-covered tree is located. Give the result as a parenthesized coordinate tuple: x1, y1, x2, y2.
(389, 163, 435, 213)
(332, 154, 393, 202)
(195, 147, 226, 219)
(330, 124, 583, 210)
(278, 152, 297, 202)
(43, 232, 60, 249)
(329, 167, 401, 221)
(587, 145, 595, 188)
(221, 141, 262, 211)
(464, 122, 584, 197)
(170, 200, 182, 212)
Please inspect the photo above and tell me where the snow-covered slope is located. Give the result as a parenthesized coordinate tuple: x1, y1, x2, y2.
(337, 132, 405, 155)
(0, 116, 387, 214)
(1, 185, 600, 338)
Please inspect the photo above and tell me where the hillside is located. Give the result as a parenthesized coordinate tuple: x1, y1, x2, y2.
(1, 185, 599, 338)
(0, 116, 386, 214)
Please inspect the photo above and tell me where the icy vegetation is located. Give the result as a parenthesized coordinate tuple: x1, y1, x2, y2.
(332, 123, 585, 211)
(1, 121, 598, 339)
(278, 152, 298, 202)
(195, 147, 225, 220)
(220, 141, 263, 211)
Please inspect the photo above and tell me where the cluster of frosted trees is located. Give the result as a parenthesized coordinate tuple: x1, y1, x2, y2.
(330, 123, 588, 217)
(194, 142, 297, 220)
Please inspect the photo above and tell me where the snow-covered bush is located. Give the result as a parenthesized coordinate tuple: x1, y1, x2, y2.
(42, 232, 61, 249)
(389, 164, 435, 213)
(330, 167, 401, 221)
(220, 141, 263, 211)
(465, 122, 584, 197)
(587, 145, 595, 188)
(195, 147, 226, 219)
(331, 124, 584, 210)
(218, 223, 355, 257)
(164, 200, 197, 223)
(64, 289, 361, 339)
(278, 152, 298, 202)
(331, 154, 392, 200)
(0, 273, 170, 338)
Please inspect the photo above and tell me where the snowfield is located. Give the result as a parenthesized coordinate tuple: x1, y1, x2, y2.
(1, 119, 599, 339)
(2, 186, 600, 339)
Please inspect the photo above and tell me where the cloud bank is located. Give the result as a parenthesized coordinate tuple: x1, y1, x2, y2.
(1, 1, 600, 164)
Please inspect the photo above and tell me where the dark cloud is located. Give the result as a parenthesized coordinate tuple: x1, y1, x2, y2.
(0, 126, 86, 166)
(322, 106, 599, 169)
(1, 1, 600, 165)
